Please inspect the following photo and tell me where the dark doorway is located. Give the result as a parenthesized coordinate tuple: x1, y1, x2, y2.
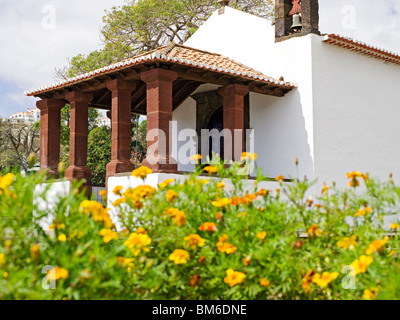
(207, 107, 224, 160)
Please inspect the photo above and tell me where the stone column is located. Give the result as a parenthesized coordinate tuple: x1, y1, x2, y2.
(218, 84, 249, 162)
(36, 99, 65, 177)
(106, 79, 136, 183)
(65, 92, 93, 196)
(275, 0, 293, 39)
(301, 0, 320, 35)
(140, 68, 178, 173)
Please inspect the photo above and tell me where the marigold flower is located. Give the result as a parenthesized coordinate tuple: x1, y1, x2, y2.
(346, 171, 364, 179)
(365, 237, 389, 255)
(275, 175, 285, 183)
(306, 196, 313, 207)
(184, 234, 206, 250)
(321, 183, 331, 195)
(164, 208, 186, 227)
(199, 222, 217, 232)
(217, 242, 237, 254)
(58, 234, 67, 242)
(124, 232, 152, 256)
(79, 200, 113, 228)
(307, 225, 322, 237)
(0, 253, 5, 266)
(230, 197, 241, 206)
(256, 231, 267, 240)
(117, 257, 135, 272)
(216, 180, 225, 189)
(312, 271, 339, 287)
(203, 166, 218, 174)
(0, 173, 14, 195)
(241, 152, 257, 161)
(363, 289, 377, 300)
(47, 267, 69, 281)
(166, 190, 178, 202)
(224, 269, 246, 287)
(390, 223, 400, 230)
(190, 274, 201, 287)
(169, 249, 190, 265)
(190, 154, 202, 162)
(337, 235, 358, 250)
(241, 193, 257, 205)
(49, 222, 66, 230)
(158, 178, 175, 189)
(112, 186, 123, 195)
(260, 278, 270, 287)
(216, 212, 224, 222)
(131, 166, 153, 179)
(302, 269, 316, 293)
(350, 255, 373, 275)
(211, 198, 231, 207)
(98, 229, 118, 243)
(256, 189, 268, 196)
(242, 255, 252, 266)
(99, 190, 107, 197)
(198, 256, 206, 264)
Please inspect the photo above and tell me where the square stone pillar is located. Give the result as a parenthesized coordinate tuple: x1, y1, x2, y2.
(106, 79, 136, 183)
(275, 0, 293, 39)
(65, 92, 93, 196)
(36, 99, 65, 177)
(218, 84, 249, 162)
(140, 68, 178, 173)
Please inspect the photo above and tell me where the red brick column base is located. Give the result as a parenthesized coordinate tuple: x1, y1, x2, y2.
(36, 99, 65, 177)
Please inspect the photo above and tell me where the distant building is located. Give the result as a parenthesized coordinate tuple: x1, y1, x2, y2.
(9, 108, 40, 123)
(96, 117, 111, 127)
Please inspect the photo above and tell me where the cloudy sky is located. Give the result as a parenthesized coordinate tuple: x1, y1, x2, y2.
(0, 0, 399, 117)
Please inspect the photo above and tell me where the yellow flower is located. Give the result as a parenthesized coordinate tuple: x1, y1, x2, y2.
(241, 152, 257, 161)
(275, 175, 285, 183)
(256, 231, 267, 240)
(242, 255, 252, 266)
(98, 229, 118, 243)
(190, 154, 202, 163)
(337, 235, 358, 250)
(390, 223, 400, 230)
(131, 166, 153, 179)
(158, 178, 175, 189)
(58, 234, 67, 242)
(47, 267, 68, 281)
(3, 272, 8, 278)
(199, 222, 217, 232)
(363, 289, 378, 300)
(49, 222, 66, 230)
(346, 171, 364, 179)
(164, 208, 186, 227)
(117, 257, 135, 272)
(112, 186, 123, 195)
(307, 224, 322, 237)
(350, 255, 373, 275)
(365, 237, 389, 255)
(79, 200, 113, 228)
(302, 269, 316, 294)
(99, 190, 107, 197)
(0, 173, 14, 195)
(166, 190, 178, 202)
(0, 253, 5, 266)
(124, 232, 152, 256)
(217, 242, 237, 254)
(216, 180, 225, 189)
(203, 166, 218, 174)
(224, 269, 246, 287)
(184, 234, 206, 250)
(211, 198, 231, 208)
(236, 211, 247, 217)
(321, 183, 331, 195)
(260, 278, 270, 287)
(312, 271, 339, 287)
(169, 249, 190, 264)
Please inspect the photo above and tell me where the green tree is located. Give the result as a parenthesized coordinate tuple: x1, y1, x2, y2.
(64, 0, 273, 77)
(87, 126, 112, 186)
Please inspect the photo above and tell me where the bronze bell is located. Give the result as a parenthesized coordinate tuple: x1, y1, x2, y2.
(291, 14, 302, 32)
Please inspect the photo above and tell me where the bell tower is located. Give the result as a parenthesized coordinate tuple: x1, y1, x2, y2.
(275, 0, 320, 42)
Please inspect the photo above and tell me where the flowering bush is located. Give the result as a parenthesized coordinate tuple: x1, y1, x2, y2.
(1, 159, 400, 300)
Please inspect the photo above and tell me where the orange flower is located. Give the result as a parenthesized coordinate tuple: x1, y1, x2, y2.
(256, 231, 267, 240)
(275, 175, 285, 183)
(199, 222, 217, 232)
(203, 166, 218, 174)
(216, 212, 224, 222)
(131, 166, 152, 179)
(307, 224, 322, 237)
(242, 255, 252, 266)
(230, 197, 241, 206)
(184, 234, 206, 250)
(365, 237, 389, 255)
(260, 278, 270, 287)
(190, 274, 201, 288)
(198, 256, 206, 264)
(164, 208, 186, 227)
(224, 269, 246, 287)
(165, 190, 178, 202)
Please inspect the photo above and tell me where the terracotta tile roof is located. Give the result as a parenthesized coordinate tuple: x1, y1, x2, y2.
(323, 34, 400, 66)
(25, 43, 296, 96)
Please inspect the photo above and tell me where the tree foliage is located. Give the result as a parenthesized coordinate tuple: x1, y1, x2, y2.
(65, 0, 273, 77)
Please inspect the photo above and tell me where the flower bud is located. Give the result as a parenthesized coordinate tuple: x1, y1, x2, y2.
(28, 152, 36, 168)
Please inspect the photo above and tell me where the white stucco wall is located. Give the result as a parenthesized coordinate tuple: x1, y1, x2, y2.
(311, 36, 400, 187)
